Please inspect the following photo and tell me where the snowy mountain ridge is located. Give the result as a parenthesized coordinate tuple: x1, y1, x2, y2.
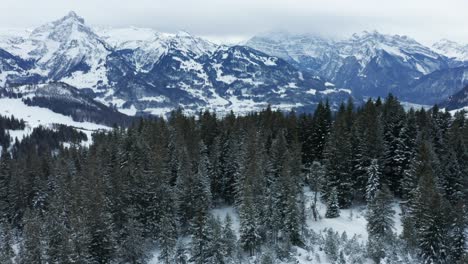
(432, 38, 468, 62)
(0, 12, 351, 117)
(0, 12, 467, 118)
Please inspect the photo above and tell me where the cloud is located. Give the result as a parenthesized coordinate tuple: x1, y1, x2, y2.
(0, 0, 466, 44)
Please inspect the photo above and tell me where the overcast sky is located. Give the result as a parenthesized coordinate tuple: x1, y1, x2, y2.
(1, 0, 467, 45)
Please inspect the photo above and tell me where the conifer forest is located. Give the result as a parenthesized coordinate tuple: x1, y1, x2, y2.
(0, 95, 467, 264)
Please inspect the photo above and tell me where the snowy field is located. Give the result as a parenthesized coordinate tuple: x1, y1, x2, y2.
(0, 98, 110, 146)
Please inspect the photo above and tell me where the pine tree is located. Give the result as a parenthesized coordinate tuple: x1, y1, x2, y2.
(158, 185, 178, 264)
(0, 150, 11, 223)
(239, 189, 260, 256)
(308, 100, 332, 163)
(323, 102, 354, 208)
(366, 159, 381, 203)
(447, 202, 467, 263)
(324, 229, 339, 261)
(0, 228, 14, 264)
(174, 240, 188, 264)
(205, 216, 225, 264)
(326, 187, 340, 218)
(119, 210, 149, 264)
(190, 142, 213, 264)
(222, 214, 237, 261)
(409, 149, 451, 264)
(366, 185, 395, 263)
(309, 161, 326, 221)
(381, 94, 406, 194)
(19, 209, 44, 264)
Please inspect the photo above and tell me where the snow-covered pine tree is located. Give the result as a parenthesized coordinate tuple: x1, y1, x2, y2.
(324, 229, 339, 261)
(174, 240, 188, 264)
(439, 149, 464, 205)
(239, 189, 260, 256)
(0, 228, 14, 264)
(119, 208, 150, 264)
(409, 145, 451, 264)
(381, 94, 406, 194)
(0, 150, 11, 223)
(190, 141, 213, 264)
(325, 187, 340, 218)
(222, 214, 237, 261)
(323, 102, 354, 208)
(366, 185, 395, 262)
(366, 159, 381, 203)
(158, 184, 178, 264)
(309, 100, 332, 162)
(18, 209, 44, 264)
(205, 216, 225, 264)
(309, 161, 326, 221)
(448, 202, 467, 263)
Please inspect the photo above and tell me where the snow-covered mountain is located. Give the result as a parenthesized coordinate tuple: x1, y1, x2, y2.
(432, 39, 468, 63)
(404, 66, 468, 104)
(0, 12, 350, 117)
(247, 31, 452, 98)
(0, 12, 111, 90)
(1, 12, 468, 119)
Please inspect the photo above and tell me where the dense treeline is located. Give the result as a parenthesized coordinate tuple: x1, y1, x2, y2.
(0, 94, 466, 263)
(0, 115, 25, 149)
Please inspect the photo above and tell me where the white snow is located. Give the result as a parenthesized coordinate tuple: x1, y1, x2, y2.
(118, 104, 138, 116)
(320, 89, 337, 95)
(210, 206, 241, 238)
(449, 106, 468, 116)
(0, 98, 109, 145)
(304, 187, 403, 243)
(140, 96, 168, 103)
(306, 89, 317, 95)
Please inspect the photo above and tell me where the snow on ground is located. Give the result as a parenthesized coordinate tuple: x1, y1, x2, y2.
(211, 206, 241, 238)
(118, 104, 138, 116)
(0, 98, 110, 146)
(304, 187, 403, 243)
(449, 106, 468, 116)
(148, 187, 404, 263)
(400, 101, 432, 111)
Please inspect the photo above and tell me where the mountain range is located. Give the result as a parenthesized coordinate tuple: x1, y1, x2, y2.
(0, 11, 467, 125)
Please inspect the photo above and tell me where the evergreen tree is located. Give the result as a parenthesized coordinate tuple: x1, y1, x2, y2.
(381, 94, 406, 194)
(174, 240, 188, 264)
(366, 159, 381, 203)
(366, 185, 395, 263)
(190, 142, 213, 264)
(205, 216, 225, 264)
(326, 187, 340, 218)
(323, 102, 354, 208)
(0, 228, 14, 264)
(158, 185, 178, 264)
(19, 209, 44, 264)
(222, 214, 237, 261)
(448, 202, 467, 263)
(309, 161, 326, 221)
(408, 145, 451, 263)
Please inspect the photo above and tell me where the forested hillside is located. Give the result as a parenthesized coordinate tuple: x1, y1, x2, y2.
(0, 95, 466, 263)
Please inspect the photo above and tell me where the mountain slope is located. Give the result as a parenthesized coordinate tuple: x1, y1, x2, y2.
(2, 82, 133, 126)
(403, 66, 468, 104)
(0, 12, 349, 117)
(432, 39, 468, 63)
(246, 31, 451, 98)
(1, 11, 111, 91)
(441, 84, 468, 110)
